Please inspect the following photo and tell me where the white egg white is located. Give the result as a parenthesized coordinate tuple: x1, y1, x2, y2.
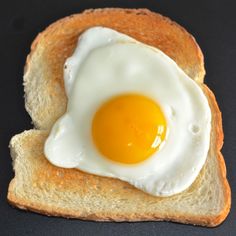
(44, 27, 211, 196)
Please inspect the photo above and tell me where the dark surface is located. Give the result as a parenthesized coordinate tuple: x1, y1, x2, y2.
(0, 0, 235, 235)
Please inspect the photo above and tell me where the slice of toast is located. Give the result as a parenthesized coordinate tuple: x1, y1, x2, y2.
(8, 8, 231, 226)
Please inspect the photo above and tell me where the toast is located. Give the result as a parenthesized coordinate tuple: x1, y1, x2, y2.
(7, 8, 231, 227)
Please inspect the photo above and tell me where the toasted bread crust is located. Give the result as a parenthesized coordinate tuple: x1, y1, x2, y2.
(8, 8, 230, 227)
(201, 85, 231, 226)
(29, 8, 205, 81)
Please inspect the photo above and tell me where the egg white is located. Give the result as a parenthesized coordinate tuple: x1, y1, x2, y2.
(44, 27, 211, 196)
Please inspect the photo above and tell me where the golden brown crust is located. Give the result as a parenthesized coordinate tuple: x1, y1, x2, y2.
(6, 196, 227, 226)
(201, 85, 231, 226)
(8, 8, 230, 227)
(32, 7, 205, 80)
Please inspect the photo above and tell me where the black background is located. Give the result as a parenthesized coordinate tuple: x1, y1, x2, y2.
(0, 0, 235, 235)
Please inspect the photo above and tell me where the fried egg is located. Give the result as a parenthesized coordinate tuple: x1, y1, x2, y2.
(44, 27, 211, 196)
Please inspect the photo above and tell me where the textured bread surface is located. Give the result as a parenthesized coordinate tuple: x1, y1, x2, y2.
(8, 8, 230, 226)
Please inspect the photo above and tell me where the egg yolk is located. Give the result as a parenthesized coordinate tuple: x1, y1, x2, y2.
(92, 94, 167, 164)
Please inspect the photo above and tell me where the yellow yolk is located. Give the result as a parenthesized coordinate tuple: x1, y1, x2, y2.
(92, 94, 167, 164)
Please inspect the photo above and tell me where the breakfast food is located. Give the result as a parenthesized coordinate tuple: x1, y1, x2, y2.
(45, 27, 212, 197)
(8, 8, 231, 226)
